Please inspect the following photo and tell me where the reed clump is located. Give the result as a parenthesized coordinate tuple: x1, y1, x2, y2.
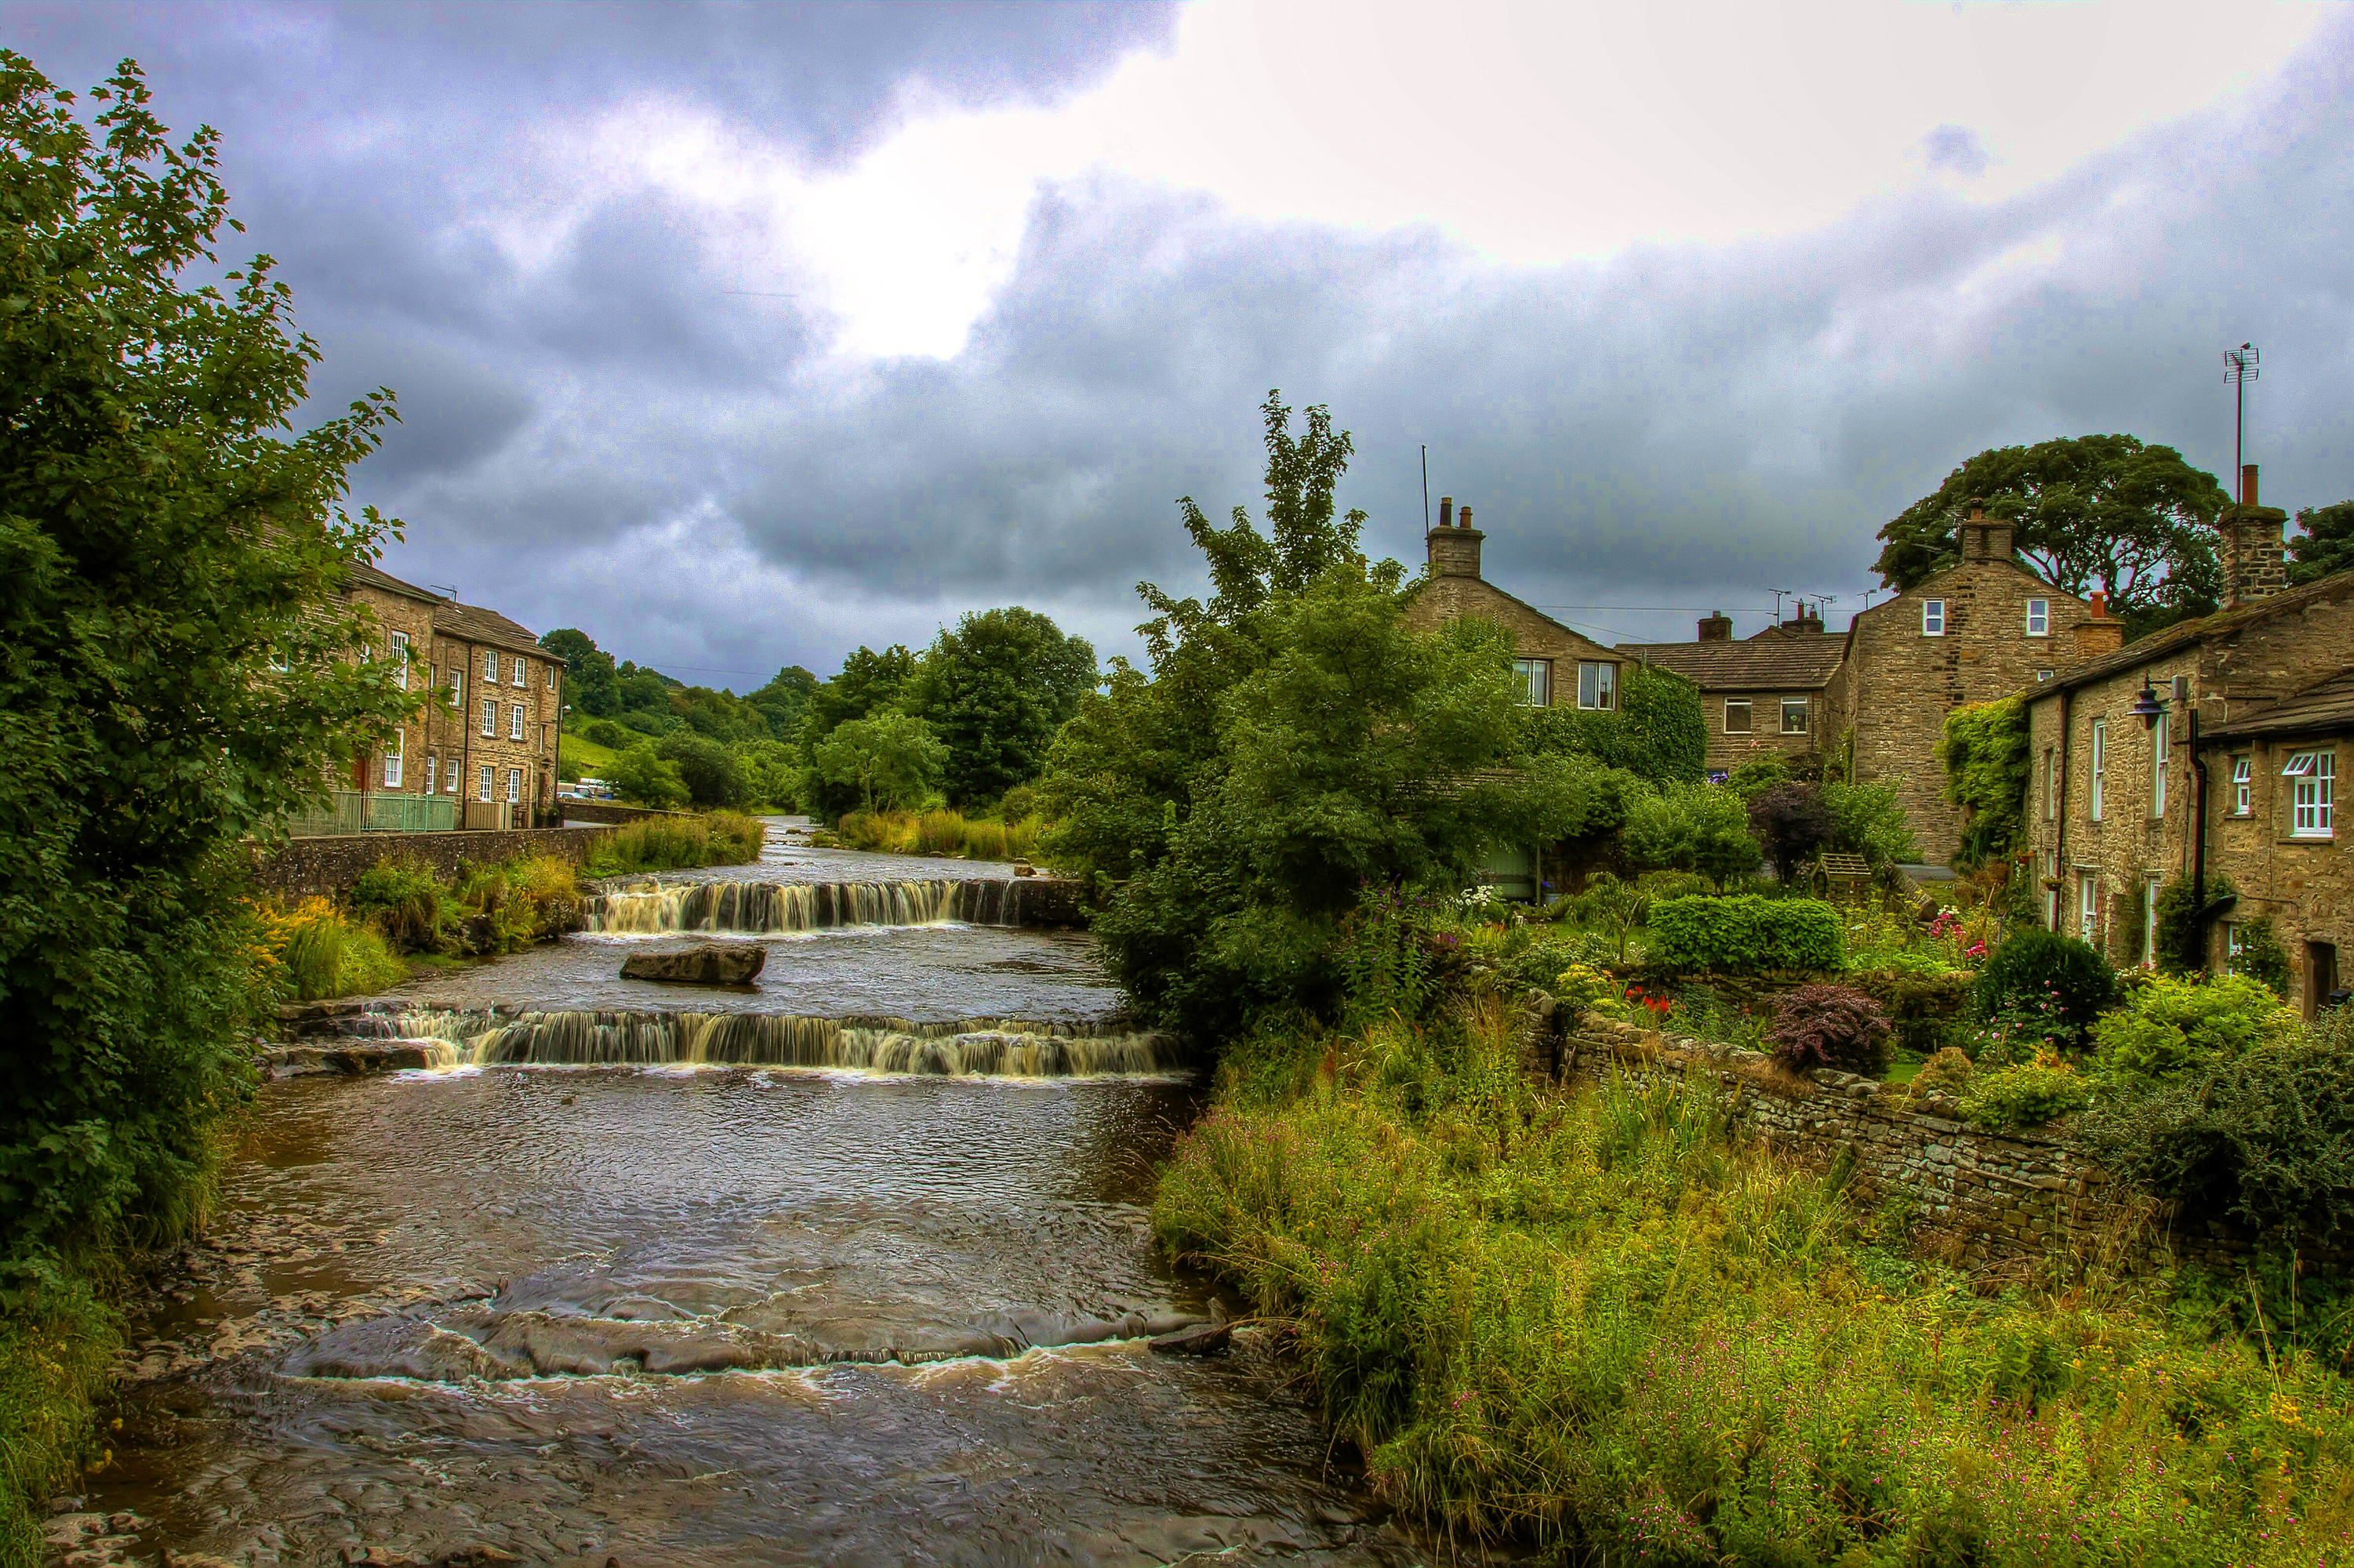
(255, 896, 406, 1000)
(1154, 1000, 2354, 1564)
(584, 810, 765, 877)
(835, 808, 1045, 862)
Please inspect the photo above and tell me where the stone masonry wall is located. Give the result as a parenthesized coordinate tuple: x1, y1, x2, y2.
(252, 826, 612, 901)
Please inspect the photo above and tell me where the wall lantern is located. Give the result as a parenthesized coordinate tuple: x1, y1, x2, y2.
(2129, 682, 2168, 731)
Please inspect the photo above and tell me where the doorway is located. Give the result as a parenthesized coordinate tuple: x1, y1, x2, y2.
(2309, 941, 2341, 1022)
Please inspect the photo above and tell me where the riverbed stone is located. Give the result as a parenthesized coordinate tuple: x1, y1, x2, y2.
(619, 943, 767, 985)
(1149, 1321, 1232, 1356)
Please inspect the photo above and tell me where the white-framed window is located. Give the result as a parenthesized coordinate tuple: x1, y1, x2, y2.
(547, 662, 559, 691)
(478, 764, 493, 801)
(445, 760, 460, 795)
(2232, 754, 2252, 815)
(2043, 850, 2059, 931)
(1724, 699, 1753, 735)
(539, 723, 550, 755)
(388, 630, 410, 688)
(2142, 873, 2161, 968)
(450, 667, 463, 708)
(1511, 659, 1551, 707)
(506, 768, 522, 804)
(268, 646, 290, 673)
(2043, 746, 2057, 819)
(2089, 720, 2106, 821)
(1779, 698, 1808, 735)
(1922, 599, 1946, 636)
(2078, 872, 2098, 945)
(509, 703, 525, 741)
(2025, 599, 2049, 637)
(382, 729, 403, 789)
(2287, 751, 2334, 837)
(1577, 661, 1618, 711)
(425, 755, 438, 795)
(482, 648, 497, 683)
(480, 699, 496, 737)
(2225, 922, 2245, 969)
(2152, 717, 2168, 818)
(511, 655, 527, 687)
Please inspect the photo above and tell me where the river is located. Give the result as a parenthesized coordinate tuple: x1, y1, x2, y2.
(67, 822, 1426, 1565)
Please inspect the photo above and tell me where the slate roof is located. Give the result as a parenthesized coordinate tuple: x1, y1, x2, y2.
(2203, 672, 2354, 742)
(1613, 631, 1849, 691)
(2024, 570, 2354, 700)
(346, 561, 545, 656)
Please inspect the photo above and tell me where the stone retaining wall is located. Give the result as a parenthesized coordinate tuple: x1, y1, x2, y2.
(553, 799, 692, 826)
(252, 826, 611, 900)
(1547, 1008, 2329, 1275)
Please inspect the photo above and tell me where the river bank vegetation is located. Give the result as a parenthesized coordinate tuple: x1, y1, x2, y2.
(831, 805, 1048, 862)
(0, 55, 430, 1557)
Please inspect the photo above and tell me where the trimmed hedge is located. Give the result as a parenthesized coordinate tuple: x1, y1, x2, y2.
(1649, 894, 1843, 973)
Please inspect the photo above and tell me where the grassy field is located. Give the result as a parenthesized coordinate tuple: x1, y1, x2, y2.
(554, 725, 623, 782)
(1155, 1000, 2354, 1565)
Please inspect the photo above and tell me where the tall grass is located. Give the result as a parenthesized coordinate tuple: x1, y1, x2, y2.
(255, 897, 405, 1000)
(835, 808, 1045, 862)
(584, 810, 765, 877)
(1156, 999, 2354, 1563)
(0, 1281, 117, 1568)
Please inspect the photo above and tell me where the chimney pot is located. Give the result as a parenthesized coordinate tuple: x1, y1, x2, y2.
(2088, 589, 2107, 619)
(2242, 463, 2259, 510)
(1458, 505, 1472, 528)
(1425, 495, 1483, 579)
(1438, 495, 1453, 528)
(1969, 498, 1986, 521)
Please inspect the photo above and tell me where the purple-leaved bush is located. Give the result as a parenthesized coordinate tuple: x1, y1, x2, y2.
(1767, 983, 1894, 1076)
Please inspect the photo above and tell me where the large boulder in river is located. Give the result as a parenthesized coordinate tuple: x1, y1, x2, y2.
(620, 944, 766, 985)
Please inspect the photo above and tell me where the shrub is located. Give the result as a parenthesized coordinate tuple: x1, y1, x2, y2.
(1649, 895, 1842, 973)
(1622, 785, 1761, 887)
(1938, 696, 2029, 869)
(1766, 984, 1894, 1076)
(605, 742, 690, 809)
(2083, 1029, 2354, 1242)
(1819, 779, 1920, 867)
(1850, 969, 1975, 1056)
(1567, 871, 1650, 963)
(1910, 1046, 1974, 1098)
(2151, 869, 2232, 975)
(2232, 914, 2294, 996)
(1520, 661, 1706, 782)
(2088, 972, 2299, 1083)
(578, 716, 630, 750)
(654, 730, 750, 809)
(258, 898, 405, 1000)
(1960, 1055, 2091, 1131)
(1747, 782, 1832, 880)
(1971, 929, 2117, 1049)
(347, 853, 459, 953)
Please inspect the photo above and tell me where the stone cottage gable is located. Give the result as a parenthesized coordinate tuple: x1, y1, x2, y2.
(1397, 495, 1623, 710)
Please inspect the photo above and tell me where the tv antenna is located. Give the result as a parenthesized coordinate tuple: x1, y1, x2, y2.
(1420, 445, 1429, 531)
(2223, 342, 2260, 504)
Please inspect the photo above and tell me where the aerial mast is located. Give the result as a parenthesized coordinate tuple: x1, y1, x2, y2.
(2223, 343, 2260, 504)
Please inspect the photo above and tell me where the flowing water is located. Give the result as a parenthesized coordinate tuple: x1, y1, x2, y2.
(78, 824, 1425, 1565)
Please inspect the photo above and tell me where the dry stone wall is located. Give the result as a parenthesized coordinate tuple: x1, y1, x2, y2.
(252, 826, 611, 900)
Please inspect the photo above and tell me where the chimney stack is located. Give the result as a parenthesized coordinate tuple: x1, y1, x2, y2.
(1960, 499, 2014, 562)
(2218, 463, 2289, 608)
(2072, 589, 2125, 660)
(1697, 611, 1734, 642)
(1425, 495, 1484, 579)
(1782, 601, 1825, 634)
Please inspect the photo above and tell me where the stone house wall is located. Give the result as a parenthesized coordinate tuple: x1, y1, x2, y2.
(430, 633, 563, 822)
(1833, 528, 2090, 865)
(1699, 685, 1828, 773)
(342, 578, 441, 794)
(2205, 724, 2354, 1015)
(1400, 503, 1623, 709)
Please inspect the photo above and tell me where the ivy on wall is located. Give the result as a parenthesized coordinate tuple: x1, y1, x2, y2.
(1939, 696, 2031, 870)
(1522, 663, 1706, 785)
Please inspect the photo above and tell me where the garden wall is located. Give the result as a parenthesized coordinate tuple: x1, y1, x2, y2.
(1544, 1007, 2332, 1275)
(252, 826, 610, 900)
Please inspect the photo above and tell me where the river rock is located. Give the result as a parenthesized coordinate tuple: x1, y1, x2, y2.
(619, 944, 766, 985)
(1147, 1320, 1231, 1356)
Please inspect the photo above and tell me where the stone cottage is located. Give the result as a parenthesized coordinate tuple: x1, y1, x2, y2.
(1618, 608, 1850, 779)
(1822, 507, 2095, 865)
(1400, 496, 1628, 896)
(2021, 467, 2354, 1015)
(343, 563, 565, 828)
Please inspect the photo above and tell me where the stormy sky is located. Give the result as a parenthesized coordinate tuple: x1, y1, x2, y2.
(9, 1, 2352, 687)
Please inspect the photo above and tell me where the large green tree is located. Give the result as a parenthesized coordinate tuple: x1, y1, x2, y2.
(1, 55, 415, 1261)
(1873, 435, 2227, 630)
(2289, 500, 2354, 586)
(1041, 391, 1604, 1040)
(905, 607, 1096, 805)
(812, 710, 947, 814)
(539, 626, 619, 716)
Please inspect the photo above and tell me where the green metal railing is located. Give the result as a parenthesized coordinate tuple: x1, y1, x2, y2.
(282, 790, 460, 837)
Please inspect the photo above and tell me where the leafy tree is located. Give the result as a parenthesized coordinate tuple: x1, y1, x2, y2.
(613, 661, 678, 720)
(812, 710, 947, 815)
(734, 739, 799, 810)
(1044, 391, 1598, 1040)
(805, 644, 917, 737)
(604, 742, 689, 808)
(1820, 780, 1919, 867)
(2289, 500, 2354, 586)
(539, 627, 619, 717)
(747, 663, 819, 737)
(654, 730, 749, 808)
(905, 607, 1096, 804)
(1873, 435, 2226, 630)
(2, 53, 416, 1262)
(1748, 782, 1833, 882)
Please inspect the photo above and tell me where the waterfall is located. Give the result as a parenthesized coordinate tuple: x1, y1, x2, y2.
(583, 877, 1031, 935)
(377, 1007, 1177, 1078)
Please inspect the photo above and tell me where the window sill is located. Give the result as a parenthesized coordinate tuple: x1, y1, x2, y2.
(2283, 833, 2338, 845)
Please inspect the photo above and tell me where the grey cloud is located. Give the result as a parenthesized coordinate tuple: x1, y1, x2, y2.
(1920, 124, 1992, 177)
